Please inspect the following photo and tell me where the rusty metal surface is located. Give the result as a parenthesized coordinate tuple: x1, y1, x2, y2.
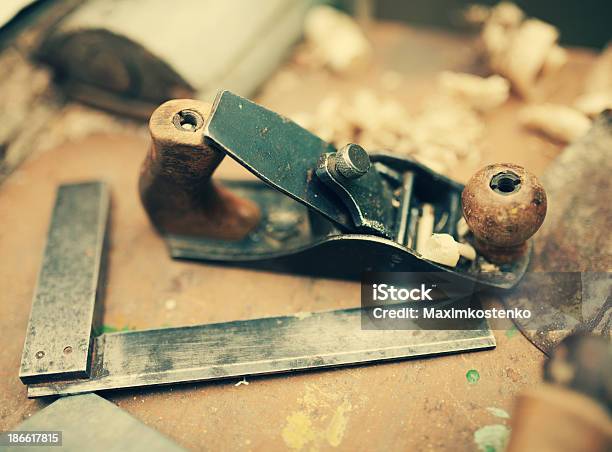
(462, 163, 547, 264)
(504, 112, 612, 353)
(534, 112, 612, 272)
(19, 182, 109, 384)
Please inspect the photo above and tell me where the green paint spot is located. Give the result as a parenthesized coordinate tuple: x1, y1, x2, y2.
(466, 369, 480, 383)
(486, 407, 510, 419)
(94, 325, 132, 336)
(505, 325, 518, 338)
(101, 325, 121, 333)
(474, 424, 510, 452)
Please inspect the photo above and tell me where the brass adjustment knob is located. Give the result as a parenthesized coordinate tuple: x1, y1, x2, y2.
(462, 163, 547, 264)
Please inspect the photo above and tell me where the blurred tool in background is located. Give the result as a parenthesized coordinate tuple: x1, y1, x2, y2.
(507, 333, 612, 452)
(36, 0, 315, 118)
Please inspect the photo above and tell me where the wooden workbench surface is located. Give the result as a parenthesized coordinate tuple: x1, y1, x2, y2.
(0, 23, 598, 451)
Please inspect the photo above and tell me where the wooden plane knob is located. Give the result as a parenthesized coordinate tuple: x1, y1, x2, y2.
(462, 163, 547, 264)
(139, 99, 261, 240)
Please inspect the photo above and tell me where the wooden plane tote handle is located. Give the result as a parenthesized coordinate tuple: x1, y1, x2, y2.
(139, 99, 261, 240)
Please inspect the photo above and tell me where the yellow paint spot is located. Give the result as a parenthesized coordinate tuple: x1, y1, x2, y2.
(325, 401, 352, 447)
(282, 412, 316, 450)
(282, 385, 353, 450)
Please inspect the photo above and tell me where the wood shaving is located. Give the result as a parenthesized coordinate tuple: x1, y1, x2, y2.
(583, 44, 612, 94)
(520, 103, 592, 143)
(438, 72, 510, 112)
(463, 4, 491, 26)
(542, 45, 568, 76)
(457, 242, 477, 261)
(573, 45, 612, 118)
(416, 204, 435, 255)
(288, 7, 537, 179)
(464, 2, 523, 28)
(574, 91, 612, 118)
(421, 234, 465, 267)
(488, 2, 524, 27)
(482, 21, 508, 57)
(495, 19, 559, 97)
(234, 377, 249, 387)
(480, 261, 500, 272)
(421, 234, 460, 267)
(435, 212, 449, 231)
(479, 3, 565, 98)
(420, 233, 477, 267)
(303, 5, 372, 74)
(290, 90, 486, 178)
(457, 218, 470, 238)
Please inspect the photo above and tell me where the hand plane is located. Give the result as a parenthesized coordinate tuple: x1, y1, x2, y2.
(140, 90, 547, 289)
